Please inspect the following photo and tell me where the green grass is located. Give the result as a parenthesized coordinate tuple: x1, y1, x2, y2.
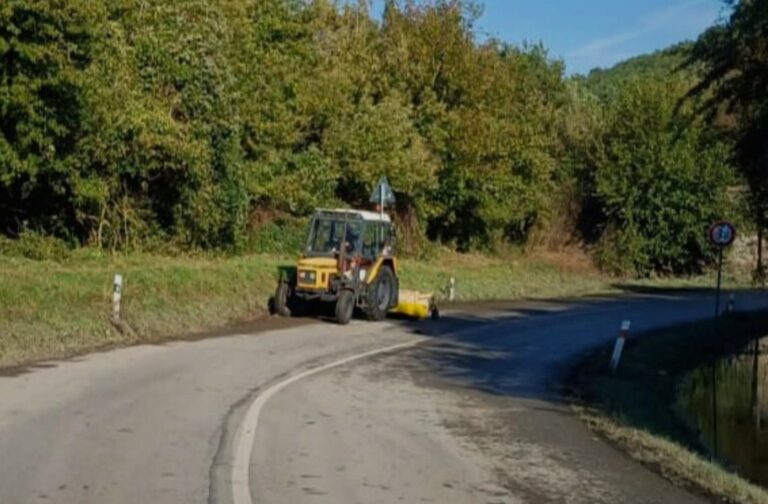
(571, 312, 768, 503)
(0, 252, 287, 367)
(0, 247, 751, 369)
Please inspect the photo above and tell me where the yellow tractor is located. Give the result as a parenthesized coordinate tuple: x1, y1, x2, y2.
(273, 208, 435, 324)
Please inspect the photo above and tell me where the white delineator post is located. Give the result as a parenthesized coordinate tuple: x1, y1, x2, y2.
(609, 320, 631, 373)
(727, 293, 735, 314)
(112, 274, 123, 323)
(449, 277, 456, 302)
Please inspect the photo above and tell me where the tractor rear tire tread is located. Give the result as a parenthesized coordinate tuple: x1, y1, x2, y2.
(365, 266, 395, 321)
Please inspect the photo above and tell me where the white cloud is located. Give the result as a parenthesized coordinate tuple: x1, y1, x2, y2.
(567, 0, 719, 62)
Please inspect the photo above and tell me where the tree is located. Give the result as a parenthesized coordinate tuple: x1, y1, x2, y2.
(590, 76, 734, 276)
(238, 0, 338, 218)
(0, 0, 100, 240)
(0, 0, 741, 268)
(378, 1, 566, 250)
(685, 0, 768, 281)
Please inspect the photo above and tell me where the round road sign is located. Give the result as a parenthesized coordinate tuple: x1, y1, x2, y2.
(708, 221, 736, 247)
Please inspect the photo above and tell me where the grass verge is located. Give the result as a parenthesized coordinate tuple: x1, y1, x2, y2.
(0, 247, 749, 369)
(570, 311, 768, 503)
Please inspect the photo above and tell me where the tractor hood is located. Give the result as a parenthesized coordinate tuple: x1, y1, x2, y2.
(297, 257, 338, 269)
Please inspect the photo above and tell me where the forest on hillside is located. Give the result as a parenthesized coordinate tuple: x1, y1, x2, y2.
(0, 0, 766, 277)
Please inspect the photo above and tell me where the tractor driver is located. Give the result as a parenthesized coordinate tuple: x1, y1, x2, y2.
(343, 225, 361, 256)
(340, 225, 361, 276)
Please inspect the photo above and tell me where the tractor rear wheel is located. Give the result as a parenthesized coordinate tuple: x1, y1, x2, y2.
(274, 281, 292, 317)
(335, 289, 355, 325)
(365, 266, 395, 321)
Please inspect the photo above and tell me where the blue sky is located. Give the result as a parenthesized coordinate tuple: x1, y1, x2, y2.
(368, 0, 726, 75)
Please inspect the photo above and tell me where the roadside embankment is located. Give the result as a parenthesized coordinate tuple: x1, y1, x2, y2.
(0, 248, 745, 369)
(571, 311, 768, 504)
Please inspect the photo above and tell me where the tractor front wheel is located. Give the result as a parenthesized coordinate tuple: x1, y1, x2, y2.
(335, 289, 356, 325)
(274, 281, 292, 317)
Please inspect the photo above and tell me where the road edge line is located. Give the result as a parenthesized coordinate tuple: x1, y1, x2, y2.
(230, 339, 424, 504)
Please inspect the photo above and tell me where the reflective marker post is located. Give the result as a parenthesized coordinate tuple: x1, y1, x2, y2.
(112, 274, 123, 324)
(609, 320, 631, 373)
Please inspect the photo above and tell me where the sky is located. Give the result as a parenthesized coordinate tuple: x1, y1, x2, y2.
(368, 0, 727, 75)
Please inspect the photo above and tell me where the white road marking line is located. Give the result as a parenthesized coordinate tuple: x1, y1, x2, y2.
(230, 338, 425, 504)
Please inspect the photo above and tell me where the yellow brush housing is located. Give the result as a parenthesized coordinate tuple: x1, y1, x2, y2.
(392, 290, 434, 319)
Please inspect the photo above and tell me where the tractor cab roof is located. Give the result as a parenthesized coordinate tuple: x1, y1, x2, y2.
(313, 208, 392, 223)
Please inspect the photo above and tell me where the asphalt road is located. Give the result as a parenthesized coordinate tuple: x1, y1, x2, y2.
(2, 291, 767, 504)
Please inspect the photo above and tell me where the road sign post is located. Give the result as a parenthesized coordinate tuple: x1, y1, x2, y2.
(370, 176, 396, 243)
(707, 220, 736, 462)
(714, 247, 724, 317)
(370, 176, 396, 210)
(709, 221, 735, 318)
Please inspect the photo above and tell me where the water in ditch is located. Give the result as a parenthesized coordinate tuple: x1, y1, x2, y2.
(678, 337, 768, 486)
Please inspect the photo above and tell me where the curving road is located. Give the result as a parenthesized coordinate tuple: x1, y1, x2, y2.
(1, 291, 766, 504)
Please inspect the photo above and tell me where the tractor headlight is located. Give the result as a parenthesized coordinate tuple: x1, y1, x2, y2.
(299, 270, 316, 284)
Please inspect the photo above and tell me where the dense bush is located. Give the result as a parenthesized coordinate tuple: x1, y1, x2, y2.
(0, 230, 72, 261)
(0, 0, 753, 276)
(589, 77, 735, 275)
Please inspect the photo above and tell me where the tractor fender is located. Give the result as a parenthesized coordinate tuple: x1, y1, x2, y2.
(366, 257, 398, 285)
(365, 258, 399, 309)
(277, 265, 297, 284)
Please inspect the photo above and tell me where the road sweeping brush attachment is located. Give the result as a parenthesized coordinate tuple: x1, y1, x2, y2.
(391, 290, 439, 320)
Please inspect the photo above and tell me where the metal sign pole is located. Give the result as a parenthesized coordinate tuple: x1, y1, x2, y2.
(379, 183, 384, 245)
(714, 246, 724, 318)
(380, 183, 384, 220)
(711, 354, 718, 461)
(371, 176, 395, 248)
(711, 245, 724, 462)
(707, 220, 735, 463)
